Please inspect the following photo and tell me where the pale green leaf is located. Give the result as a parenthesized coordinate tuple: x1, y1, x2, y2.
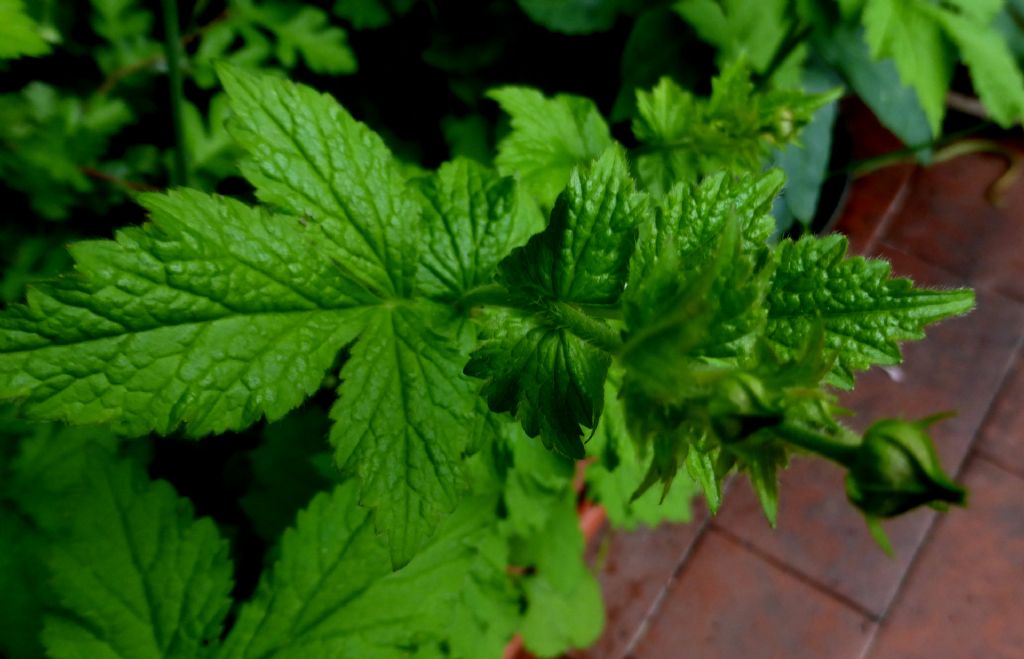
(517, 493, 603, 657)
(673, 0, 789, 72)
(489, 86, 613, 206)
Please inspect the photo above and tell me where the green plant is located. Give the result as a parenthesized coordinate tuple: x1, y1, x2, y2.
(2, 1, 1009, 657)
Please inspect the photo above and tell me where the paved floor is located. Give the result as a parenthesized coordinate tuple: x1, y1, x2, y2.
(578, 118, 1024, 658)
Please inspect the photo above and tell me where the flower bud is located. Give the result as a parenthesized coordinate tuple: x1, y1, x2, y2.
(845, 418, 966, 518)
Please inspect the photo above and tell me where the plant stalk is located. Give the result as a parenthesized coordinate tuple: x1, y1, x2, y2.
(161, 0, 190, 186)
(775, 423, 858, 465)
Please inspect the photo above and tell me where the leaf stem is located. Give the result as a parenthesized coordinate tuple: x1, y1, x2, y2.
(456, 283, 624, 352)
(161, 0, 190, 186)
(774, 423, 858, 465)
(542, 300, 623, 353)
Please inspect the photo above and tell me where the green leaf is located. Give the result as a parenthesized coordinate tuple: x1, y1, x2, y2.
(42, 457, 233, 659)
(586, 380, 697, 528)
(414, 158, 537, 299)
(489, 86, 613, 207)
(0, 507, 49, 659)
(0, 0, 50, 59)
(260, 3, 357, 74)
(928, 3, 1024, 127)
(633, 64, 836, 194)
(329, 302, 480, 567)
(466, 310, 611, 460)
(219, 64, 420, 298)
(772, 65, 841, 228)
(673, 0, 790, 73)
(498, 148, 646, 305)
(766, 235, 975, 389)
(467, 149, 645, 457)
(817, 24, 933, 149)
(333, 0, 416, 30)
(516, 0, 623, 34)
(182, 94, 240, 187)
(0, 84, 134, 219)
(220, 482, 517, 659)
(622, 172, 781, 388)
(517, 492, 604, 656)
(862, 0, 954, 135)
(0, 190, 369, 436)
(241, 407, 336, 542)
(90, 0, 161, 74)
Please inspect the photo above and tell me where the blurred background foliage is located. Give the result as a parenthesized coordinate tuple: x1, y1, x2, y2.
(3, 0, 1024, 307)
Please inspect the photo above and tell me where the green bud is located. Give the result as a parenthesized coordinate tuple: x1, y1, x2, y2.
(845, 417, 966, 518)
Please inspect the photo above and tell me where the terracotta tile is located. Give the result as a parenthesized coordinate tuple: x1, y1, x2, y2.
(714, 460, 934, 618)
(714, 246, 1023, 616)
(630, 530, 875, 659)
(845, 245, 1024, 469)
(880, 150, 1024, 302)
(578, 506, 709, 659)
(975, 351, 1024, 477)
(828, 101, 916, 255)
(867, 458, 1024, 659)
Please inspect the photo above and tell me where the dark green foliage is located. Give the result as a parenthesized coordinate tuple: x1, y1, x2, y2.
(0, 1, 1008, 656)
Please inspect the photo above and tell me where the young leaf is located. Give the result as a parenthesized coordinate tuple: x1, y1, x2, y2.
(329, 302, 480, 567)
(219, 64, 420, 298)
(466, 310, 612, 459)
(467, 148, 645, 457)
(499, 147, 646, 306)
(489, 86, 613, 206)
(42, 456, 233, 659)
(585, 380, 697, 528)
(766, 235, 975, 389)
(0, 190, 370, 436)
(633, 65, 836, 194)
(414, 158, 539, 299)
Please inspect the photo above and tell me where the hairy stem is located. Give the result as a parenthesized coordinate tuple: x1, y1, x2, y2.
(456, 283, 624, 352)
(775, 423, 858, 465)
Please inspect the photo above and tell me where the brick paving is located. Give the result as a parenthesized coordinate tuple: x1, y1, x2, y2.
(576, 113, 1024, 658)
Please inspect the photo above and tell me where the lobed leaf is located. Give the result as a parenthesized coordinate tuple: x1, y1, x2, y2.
(766, 235, 975, 389)
(43, 457, 233, 659)
(0, 190, 369, 437)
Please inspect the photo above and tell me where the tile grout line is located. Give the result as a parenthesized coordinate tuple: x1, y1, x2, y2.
(618, 514, 714, 659)
(856, 331, 1024, 659)
(973, 450, 1024, 482)
(861, 166, 917, 256)
(710, 523, 882, 623)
